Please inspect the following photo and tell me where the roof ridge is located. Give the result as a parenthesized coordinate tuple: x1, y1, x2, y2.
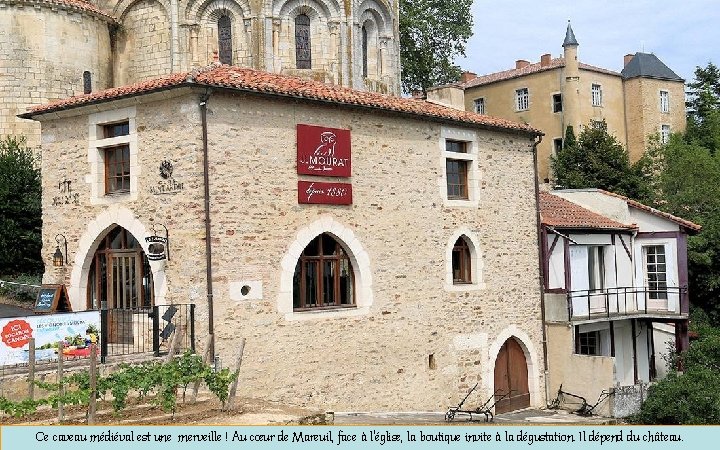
(22, 66, 543, 136)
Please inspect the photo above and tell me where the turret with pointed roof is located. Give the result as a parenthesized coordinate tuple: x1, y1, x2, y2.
(562, 21, 579, 48)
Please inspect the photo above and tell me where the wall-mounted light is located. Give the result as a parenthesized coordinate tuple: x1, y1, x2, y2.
(53, 234, 68, 267)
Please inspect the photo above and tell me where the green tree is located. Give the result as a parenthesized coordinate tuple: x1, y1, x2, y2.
(0, 136, 42, 276)
(685, 62, 720, 153)
(399, 0, 473, 93)
(639, 133, 720, 323)
(550, 122, 649, 200)
(633, 327, 720, 424)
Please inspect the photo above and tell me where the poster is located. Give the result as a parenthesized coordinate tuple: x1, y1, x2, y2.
(0, 311, 101, 366)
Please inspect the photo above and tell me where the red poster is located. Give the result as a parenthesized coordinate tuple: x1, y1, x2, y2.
(2, 319, 33, 349)
(297, 124, 352, 177)
(298, 181, 352, 205)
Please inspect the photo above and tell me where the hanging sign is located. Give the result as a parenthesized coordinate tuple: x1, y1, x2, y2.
(297, 124, 352, 177)
(145, 224, 169, 261)
(298, 181, 352, 205)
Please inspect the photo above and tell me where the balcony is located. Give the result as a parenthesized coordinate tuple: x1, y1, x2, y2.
(566, 286, 686, 322)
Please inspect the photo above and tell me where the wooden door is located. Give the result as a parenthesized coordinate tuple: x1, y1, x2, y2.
(493, 338, 530, 414)
(107, 251, 141, 344)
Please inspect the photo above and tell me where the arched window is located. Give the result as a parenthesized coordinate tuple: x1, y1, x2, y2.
(295, 14, 311, 69)
(218, 15, 233, 65)
(293, 233, 354, 310)
(87, 226, 154, 310)
(361, 25, 368, 78)
(452, 237, 472, 284)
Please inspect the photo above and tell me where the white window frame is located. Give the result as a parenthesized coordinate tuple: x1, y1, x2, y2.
(87, 106, 139, 205)
(660, 90, 670, 113)
(591, 83, 603, 107)
(661, 124, 671, 144)
(633, 238, 679, 313)
(515, 87, 529, 111)
(439, 127, 479, 208)
(473, 97, 485, 114)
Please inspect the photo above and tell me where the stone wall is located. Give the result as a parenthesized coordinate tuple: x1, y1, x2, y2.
(36, 88, 544, 412)
(114, 0, 173, 86)
(0, 1, 112, 146)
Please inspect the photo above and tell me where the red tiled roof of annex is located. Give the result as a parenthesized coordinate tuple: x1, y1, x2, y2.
(595, 189, 702, 233)
(24, 64, 542, 135)
(461, 58, 620, 89)
(29, 0, 114, 20)
(539, 191, 635, 230)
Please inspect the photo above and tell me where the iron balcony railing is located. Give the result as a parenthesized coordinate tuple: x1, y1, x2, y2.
(567, 286, 686, 321)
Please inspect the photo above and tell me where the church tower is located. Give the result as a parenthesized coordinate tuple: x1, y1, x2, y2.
(0, 0, 401, 146)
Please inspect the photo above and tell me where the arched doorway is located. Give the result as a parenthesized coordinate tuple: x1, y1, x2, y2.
(493, 337, 530, 414)
(87, 226, 154, 344)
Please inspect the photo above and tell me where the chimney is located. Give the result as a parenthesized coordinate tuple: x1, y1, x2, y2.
(516, 60, 530, 69)
(460, 71, 477, 83)
(624, 53, 635, 67)
(540, 53, 551, 67)
(213, 50, 219, 62)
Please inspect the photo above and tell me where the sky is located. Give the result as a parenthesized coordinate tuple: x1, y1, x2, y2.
(456, 0, 720, 82)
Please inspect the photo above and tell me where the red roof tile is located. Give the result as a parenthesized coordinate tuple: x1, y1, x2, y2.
(23, 64, 541, 136)
(595, 189, 702, 233)
(17, 0, 115, 21)
(461, 58, 620, 89)
(540, 191, 636, 230)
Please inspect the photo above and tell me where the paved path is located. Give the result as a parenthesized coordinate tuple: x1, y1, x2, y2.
(334, 408, 616, 425)
(0, 302, 32, 318)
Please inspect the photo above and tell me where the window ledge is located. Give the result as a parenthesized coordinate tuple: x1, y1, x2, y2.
(443, 198, 478, 208)
(444, 283, 486, 292)
(284, 306, 370, 321)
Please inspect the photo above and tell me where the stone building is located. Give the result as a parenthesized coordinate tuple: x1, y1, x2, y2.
(1, 0, 401, 146)
(427, 23, 686, 182)
(21, 64, 546, 412)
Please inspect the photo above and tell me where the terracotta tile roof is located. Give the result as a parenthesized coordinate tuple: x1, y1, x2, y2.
(461, 58, 620, 89)
(22, 64, 542, 136)
(16, 0, 115, 21)
(595, 189, 702, 233)
(539, 191, 636, 230)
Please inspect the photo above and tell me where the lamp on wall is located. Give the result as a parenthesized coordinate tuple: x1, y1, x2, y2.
(53, 234, 68, 267)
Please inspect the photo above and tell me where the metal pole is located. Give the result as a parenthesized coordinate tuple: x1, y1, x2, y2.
(200, 92, 216, 360)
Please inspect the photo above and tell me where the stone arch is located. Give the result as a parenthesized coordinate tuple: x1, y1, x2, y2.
(272, 0, 342, 20)
(354, 0, 395, 89)
(357, 0, 392, 36)
(269, 0, 340, 74)
(113, 0, 172, 19)
(486, 325, 542, 410)
(444, 227, 485, 290)
(191, 0, 253, 66)
(278, 216, 373, 316)
(185, 0, 251, 23)
(69, 205, 167, 311)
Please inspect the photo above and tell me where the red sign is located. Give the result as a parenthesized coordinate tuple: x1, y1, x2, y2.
(298, 181, 352, 205)
(297, 124, 351, 177)
(2, 319, 33, 349)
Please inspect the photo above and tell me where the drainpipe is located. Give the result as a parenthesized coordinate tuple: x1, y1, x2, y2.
(531, 134, 551, 405)
(200, 90, 215, 359)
